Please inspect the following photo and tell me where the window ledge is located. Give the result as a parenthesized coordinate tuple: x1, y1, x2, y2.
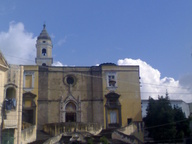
(107, 86, 118, 88)
(107, 86, 118, 91)
(24, 87, 34, 91)
(5, 109, 17, 112)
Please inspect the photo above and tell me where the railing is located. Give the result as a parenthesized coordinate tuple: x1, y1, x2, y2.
(3, 110, 18, 129)
(3, 119, 18, 129)
(21, 125, 36, 144)
(43, 122, 102, 136)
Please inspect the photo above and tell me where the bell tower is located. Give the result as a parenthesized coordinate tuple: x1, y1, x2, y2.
(35, 24, 53, 66)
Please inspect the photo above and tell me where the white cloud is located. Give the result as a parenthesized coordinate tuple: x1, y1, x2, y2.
(56, 36, 67, 46)
(118, 58, 192, 102)
(1, 22, 191, 102)
(52, 61, 69, 67)
(52, 61, 64, 66)
(0, 22, 36, 65)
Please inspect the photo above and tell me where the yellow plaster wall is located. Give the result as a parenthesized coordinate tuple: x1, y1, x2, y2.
(23, 66, 39, 125)
(0, 71, 5, 105)
(0, 70, 7, 127)
(102, 65, 142, 128)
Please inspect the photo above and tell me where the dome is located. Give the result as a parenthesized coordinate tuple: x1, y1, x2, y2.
(37, 24, 51, 40)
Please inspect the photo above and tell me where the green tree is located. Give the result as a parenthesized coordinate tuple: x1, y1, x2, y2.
(144, 96, 190, 142)
(173, 106, 190, 140)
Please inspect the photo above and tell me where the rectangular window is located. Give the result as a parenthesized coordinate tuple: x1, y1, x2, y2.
(106, 72, 117, 91)
(110, 111, 117, 124)
(25, 75, 32, 88)
(108, 75, 116, 87)
(24, 71, 34, 90)
(2, 129, 14, 144)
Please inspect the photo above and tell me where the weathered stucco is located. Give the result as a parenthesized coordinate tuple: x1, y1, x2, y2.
(38, 66, 104, 130)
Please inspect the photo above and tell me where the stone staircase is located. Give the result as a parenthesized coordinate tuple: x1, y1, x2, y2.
(29, 130, 52, 144)
(98, 128, 117, 139)
(93, 128, 128, 144)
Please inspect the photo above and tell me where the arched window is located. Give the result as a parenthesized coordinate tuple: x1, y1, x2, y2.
(105, 92, 121, 128)
(5, 87, 16, 110)
(6, 87, 16, 99)
(65, 102, 76, 122)
(42, 48, 46, 56)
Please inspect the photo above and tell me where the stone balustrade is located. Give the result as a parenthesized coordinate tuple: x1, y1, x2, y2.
(43, 122, 102, 136)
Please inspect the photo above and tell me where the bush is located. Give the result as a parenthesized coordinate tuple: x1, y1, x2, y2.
(87, 138, 93, 144)
(100, 136, 108, 144)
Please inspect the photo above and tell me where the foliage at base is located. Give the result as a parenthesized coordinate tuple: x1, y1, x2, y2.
(100, 136, 108, 144)
(144, 95, 191, 143)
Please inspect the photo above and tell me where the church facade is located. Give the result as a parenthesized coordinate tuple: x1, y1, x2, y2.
(0, 25, 143, 143)
(32, 25, 143, 143)
(37, 64, 142, 128)
(33, 25, 142, 130)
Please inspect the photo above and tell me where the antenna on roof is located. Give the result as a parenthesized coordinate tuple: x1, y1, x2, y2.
(166, 89, 169, 98)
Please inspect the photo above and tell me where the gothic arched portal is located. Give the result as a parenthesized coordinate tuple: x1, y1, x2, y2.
(60, 95, 81, 123)
(65, 102, 76, 122)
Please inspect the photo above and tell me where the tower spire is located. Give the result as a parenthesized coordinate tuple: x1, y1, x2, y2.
(35, 25, 53, 66)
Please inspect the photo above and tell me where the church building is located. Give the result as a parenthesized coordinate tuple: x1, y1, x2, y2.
(22, 25, 144, 143)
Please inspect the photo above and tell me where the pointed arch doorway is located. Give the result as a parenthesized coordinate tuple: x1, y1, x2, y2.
(65, 102, 76, 122)
(60, 95, 81, 122)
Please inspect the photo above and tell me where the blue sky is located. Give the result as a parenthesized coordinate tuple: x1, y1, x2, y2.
(1, 0, 192, 101)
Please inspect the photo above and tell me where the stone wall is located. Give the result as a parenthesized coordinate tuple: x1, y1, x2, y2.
(101, 65, 142, 128)
(38, 66, 49, 129)
(37, 66, 104, 130)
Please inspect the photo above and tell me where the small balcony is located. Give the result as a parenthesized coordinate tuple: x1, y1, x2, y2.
(3, 98, 18, 129)
(3, 111, 18, 129)
(3, 119, 18, 129)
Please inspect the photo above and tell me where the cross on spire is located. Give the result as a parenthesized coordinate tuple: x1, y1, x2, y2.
(43, 24, 46, 29)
